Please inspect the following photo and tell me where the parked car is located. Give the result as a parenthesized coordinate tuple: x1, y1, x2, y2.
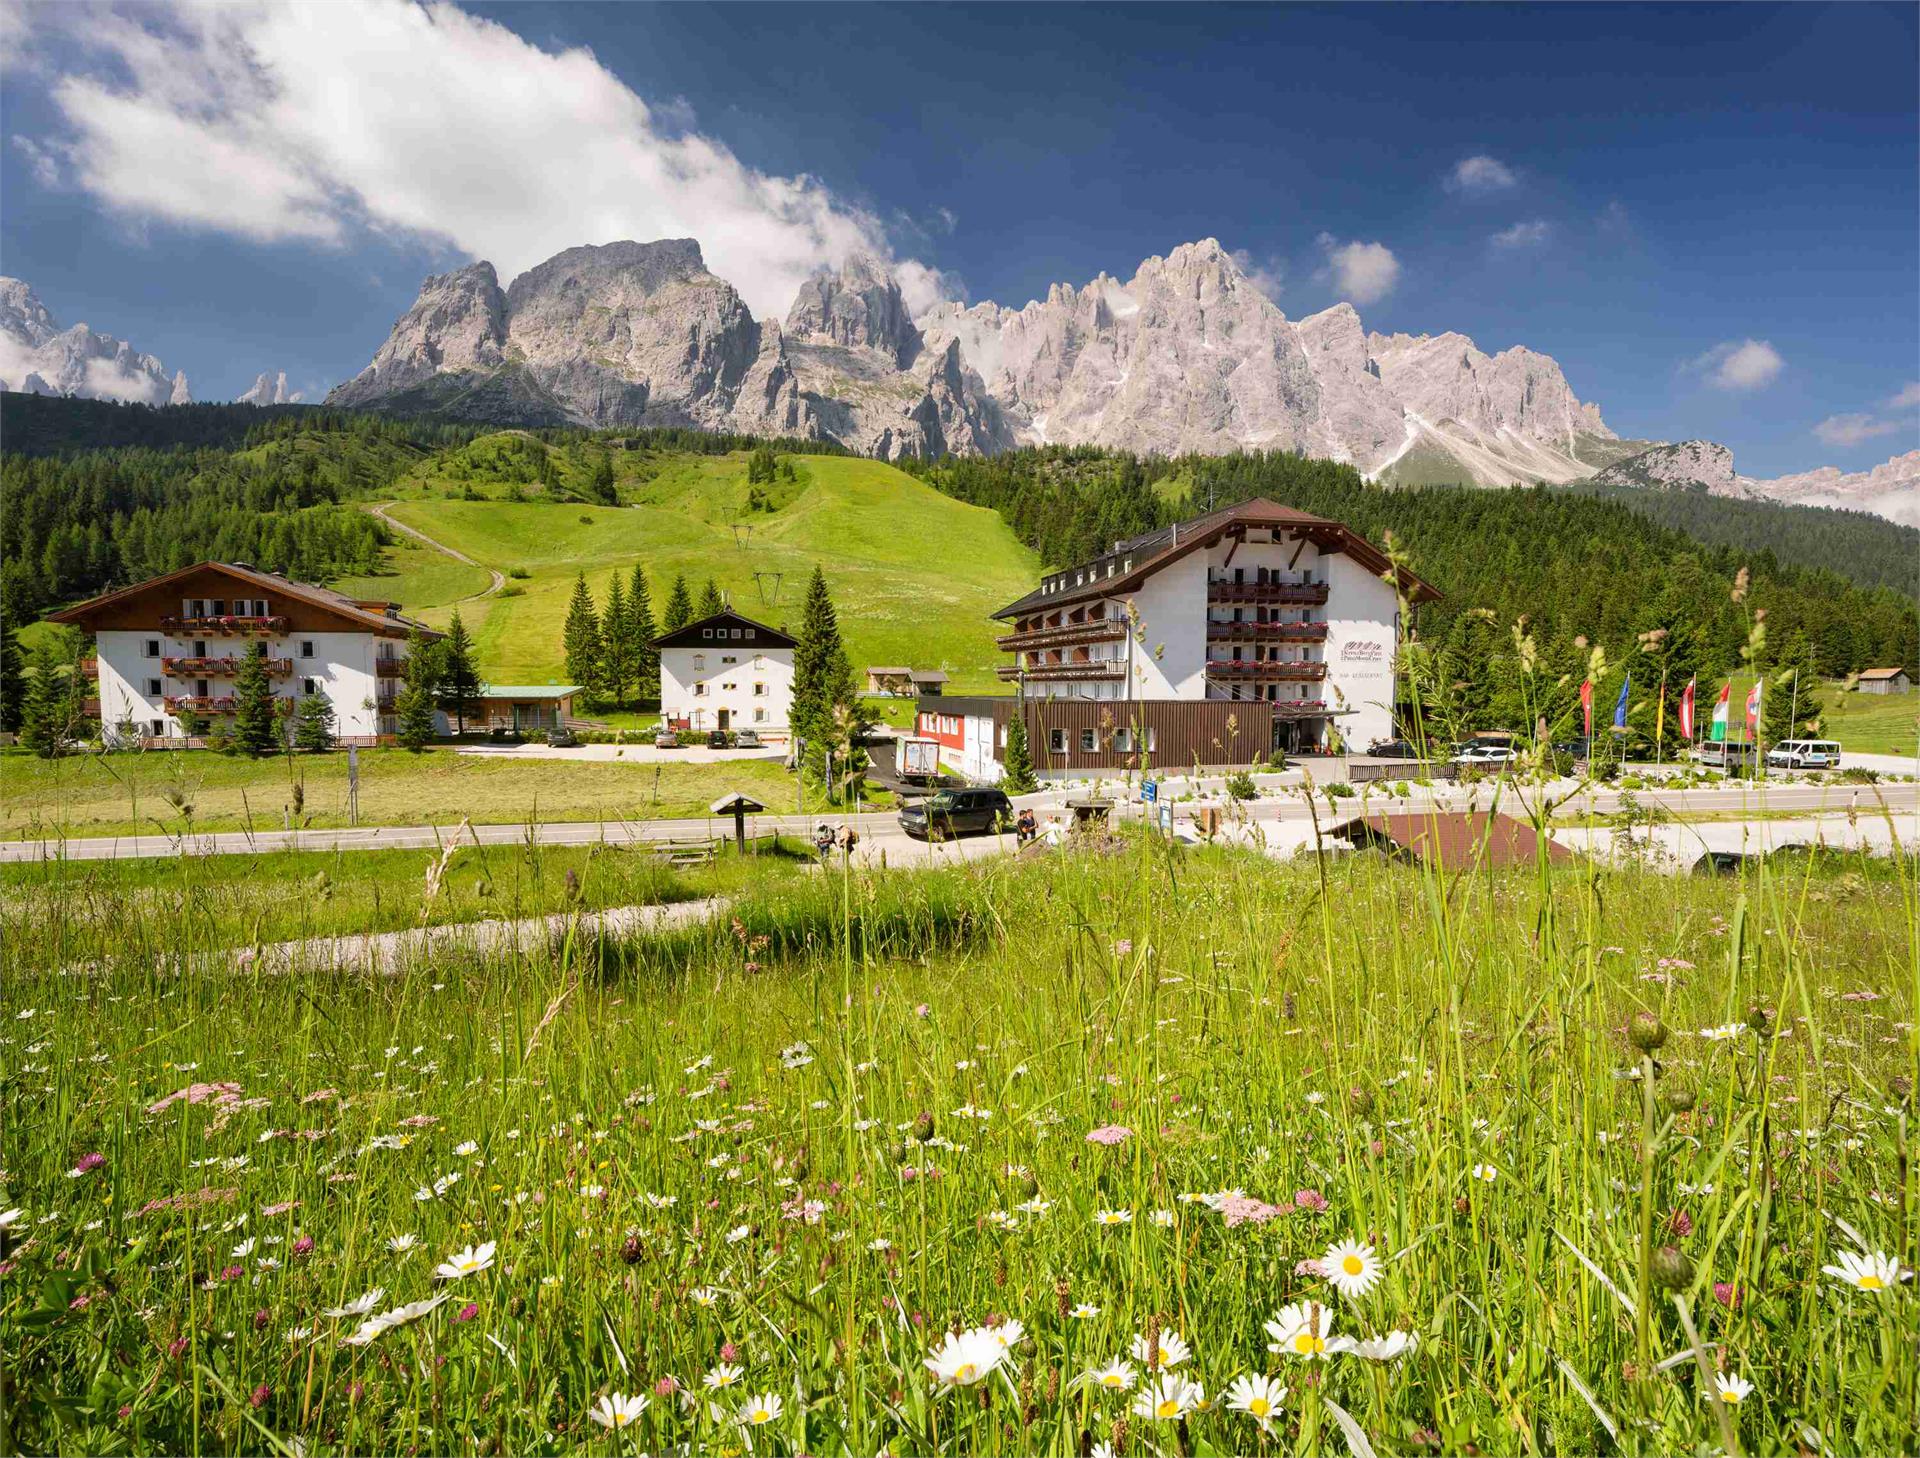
(706, 729, 731, 749)
(1553, 737, 1593, 760)
(654, 730, 679, 749)
(546, 726, 579, 749)
(1693, 740, 1758, 770)
(486, 725, 523, 744)
(1450, 743, 1519, 767)
(733, 728, 763, 748)
(898, 787, 1014, 841)
(1766, 738, 1842, 770)
(1365, 738, 1417, 758)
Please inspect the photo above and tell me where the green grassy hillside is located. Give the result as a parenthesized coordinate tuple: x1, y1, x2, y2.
(332, 443, 1037, 688)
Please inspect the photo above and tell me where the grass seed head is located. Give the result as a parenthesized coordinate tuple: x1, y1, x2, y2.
(1628, 1011, 1669, 1052)
(1651, 1245, 1695, 1291)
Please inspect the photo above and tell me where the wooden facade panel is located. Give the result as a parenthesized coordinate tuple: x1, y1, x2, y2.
(1002, 698, 1276, 771)
(51, 565, 414, 637)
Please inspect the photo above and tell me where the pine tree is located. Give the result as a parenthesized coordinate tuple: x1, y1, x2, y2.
(562, 573, 604, 698)
(662, 574, 693, 632)
(437, 610, 484, 734)
(0, 610, 24, 735)
(1763, 631, 1823, 745)
(1001, 700, 1037, 793)
(19, 646, 69, 757)
(293, 687, 336, 752)
(230, 640, 281, 756)
(602, 574, 634, 708)
(791, 565, 856, 776)
(590, 450, 617, 505)
(699, 578, 724, 618)
(396, 684, 436, 750)
(747, 446, 777, 484)
(630, 563, 660, 704)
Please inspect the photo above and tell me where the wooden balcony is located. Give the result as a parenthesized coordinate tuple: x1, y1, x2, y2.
(1205, 621, 1329, 643)
(996, 660, 1126, 682)
(158, 614, 290, 636)
(1205, 581, 1329, 606)
(163, 656, 291, 676)
(79, 657, 99, 679)
(996, 619, 1127, 652)
(1203, 659, 1328, 682)
(165, 694, 238, 714)
(375, 658, 408, 678)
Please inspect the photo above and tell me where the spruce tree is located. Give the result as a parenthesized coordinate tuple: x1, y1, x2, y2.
(563, 573, 604, 698)
(699, 578, 724, 618)
(602, 574, 634, 708)
(231, 639, 281, 756)
(437, 610, 484, 734)
(293, 688, 337, 752)
(1001, 701, 1038, 793)
(791, 565, 856, 775)
(662, 574, 693, 632)
(1763, 631, 1822, 745)
(630, 563, 659, 704)
(19, 646, 67, 758)
(397, 629, 441, 751)
(0, 611, 24, 734)
(590, 450, 617, 505)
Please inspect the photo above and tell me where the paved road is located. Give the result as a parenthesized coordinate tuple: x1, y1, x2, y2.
(6, 779, 1910, 863)
(368, 502, 506, 601)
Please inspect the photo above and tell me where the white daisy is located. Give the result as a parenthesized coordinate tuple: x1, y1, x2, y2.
(1265, 1302, 1350, 1360)
(923, 1327, 1006, 1389)
(589, 1391, 650, 1429)
(1711, 1372, 1755, 1406)
(734, 1392, 783, 1427)
(1350, 1329, 1418, 1362)
(1822, 1248, 1907, 1293)
(433, 1241, 496, 1280)
(1225, 1372, 1287, 1433)
(1093, 1208, 1133, 1227)
(1323, 1238, 1383, 1299)
(1128, 1329, 1191, 1370)
(1131, 1374, 1202, 1422)
(1082, 1359, 1137, 1393)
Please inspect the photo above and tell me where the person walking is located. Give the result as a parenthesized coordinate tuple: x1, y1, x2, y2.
(1015, 806, 1037, 846)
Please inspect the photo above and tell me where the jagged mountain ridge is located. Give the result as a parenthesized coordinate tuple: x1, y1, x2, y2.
(0, 277, 190, 406)
(1596, 440, 1920, 526)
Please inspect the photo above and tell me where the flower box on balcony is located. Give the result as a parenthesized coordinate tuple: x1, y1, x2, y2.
(158, 615, 290, 636)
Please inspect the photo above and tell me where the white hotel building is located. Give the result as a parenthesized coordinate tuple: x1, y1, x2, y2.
(52, 561, 438, 745)
(918, 498, 1438, 778)
(655, 608, 796, 735)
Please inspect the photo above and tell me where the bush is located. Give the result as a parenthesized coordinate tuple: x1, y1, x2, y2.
(506, 566, 531, 580)
(1324, 781, 1356, 801)
(1224, 770, 1259, 800)
(498, 585, 525, 598)
(1836, 766, 1881, 785)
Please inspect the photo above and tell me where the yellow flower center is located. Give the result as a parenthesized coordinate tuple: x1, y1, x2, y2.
(750, 1408, 771, 1424)
(1342, 1255, 1365, 1276)
(1720, 1391, 1742, 1404)
(956, 1363, 977, 1382)
(1859, 1275, 1885, 1290)
(1101, 1375, 1123, 1387)
(1157, 1400, 1181, 1418)
(1249, 1398, 1271, 1416)
(1294, 1333, 1324, 1355)
(614, 1413, 633, 1427)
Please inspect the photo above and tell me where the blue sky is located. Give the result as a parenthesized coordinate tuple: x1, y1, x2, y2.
(2, 1, 1915, 475)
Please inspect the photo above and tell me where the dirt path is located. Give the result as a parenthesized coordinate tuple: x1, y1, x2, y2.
(368, 501, 507, 602)
(241, 896, 727, 974)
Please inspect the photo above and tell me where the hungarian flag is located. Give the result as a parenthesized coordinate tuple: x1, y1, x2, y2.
(1580, 678, 1593, 738)
(1745, 680, 1761, 740)
(1709, 682, 1732, 742)
(1678, 677, 1696, 740)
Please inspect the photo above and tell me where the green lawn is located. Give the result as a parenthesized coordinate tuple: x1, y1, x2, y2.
(1820, 681, 1918, 756)
(0, 747, 830, 840)
(0, 839, 802, 955)
(366, 447, 1036, 689)
(332, 530, 492, 612)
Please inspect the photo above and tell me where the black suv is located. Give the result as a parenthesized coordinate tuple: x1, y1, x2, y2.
(898, 788, 1014, 841)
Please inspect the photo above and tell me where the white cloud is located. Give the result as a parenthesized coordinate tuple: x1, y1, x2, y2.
(1688, 338, 1784, 392)
(9, 134, 62, 188)
(1315, 234, 1400, 305)
(1446, 154, 1516, 194)
(1228, 248, 1284, 301)
(14, 0, 932, 321)
(1490, 219, 1550, 249)
(1812, 413, 1904, 448)
(1885, 381, 1920, 410)
(893, 258, 965, 317)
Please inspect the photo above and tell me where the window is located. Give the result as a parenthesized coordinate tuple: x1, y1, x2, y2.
(300, 641, 315, 659)
(692, 654, 705, 670)
(211, 600, 227, 615)
(702, 628, 715, 639)
(721, 655, 737, 665)
(1145, 727, 1158, 751)
(1079, 729, 1098, 753)
(692, 683, 708, 696)
(754, 708, 767, 723)
(744, 629, 757, 641)
(722, 682, 736, 692)
(753, 654, 765, 668)
(1113, 727, 1133, 752)
(193, 640, 206, 657)
(753, 682, 766, 696)
(142, 639, 159, 658)
(1048, 728, 1069, 754)
(145, 678, 162, 697)
(301, 678, 318, 696)
(150, 719, 164, 737)
(730, 629, 742, 639)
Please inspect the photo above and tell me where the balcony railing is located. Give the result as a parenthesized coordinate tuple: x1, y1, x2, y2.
(158, 614, 290, 636)
(1205, 621, 1329, 643)
(79, 657, 99, 679)
(996, 619, 1127, 652)
(375, 658, 407, 678)
(163, 656, 291, 676)
(1203, 659, 1329, 682)
(996, 660, 1126, 682)
(165, 694, 238, 714)
(1205, 582, 1328, 606)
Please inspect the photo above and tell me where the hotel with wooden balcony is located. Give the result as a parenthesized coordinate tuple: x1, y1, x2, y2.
(920, 498, 1438, 780)
(51, 561, 441, 746)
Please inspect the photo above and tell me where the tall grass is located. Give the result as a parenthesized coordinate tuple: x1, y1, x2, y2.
(1, 833, 1913, 1454)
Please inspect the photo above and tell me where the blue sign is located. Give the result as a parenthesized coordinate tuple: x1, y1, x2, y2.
(1142, 779, 1158, 803)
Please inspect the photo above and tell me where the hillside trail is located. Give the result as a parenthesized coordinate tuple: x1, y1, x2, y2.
(367, 501, 507, 602)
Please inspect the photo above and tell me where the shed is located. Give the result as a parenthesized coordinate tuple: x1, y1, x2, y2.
(470, 684, 581, 731)
(1329, 811, 1572, 869)
(1854, 668, 1911, 696)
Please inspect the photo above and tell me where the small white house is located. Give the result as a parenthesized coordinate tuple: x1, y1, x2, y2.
(655, 609, 796, 735)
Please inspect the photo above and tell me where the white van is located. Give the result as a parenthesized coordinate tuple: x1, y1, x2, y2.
(1693, 740, 1757, 770)
(1766, 739, 1842, 770)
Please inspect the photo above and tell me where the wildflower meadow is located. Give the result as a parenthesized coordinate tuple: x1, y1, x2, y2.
(3, 836, 1915, 1455)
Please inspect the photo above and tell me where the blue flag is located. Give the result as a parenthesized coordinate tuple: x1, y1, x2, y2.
(1613, 672, 1631, 730)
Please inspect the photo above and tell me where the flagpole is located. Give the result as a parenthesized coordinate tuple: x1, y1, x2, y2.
(1656, 667, 1668, 767)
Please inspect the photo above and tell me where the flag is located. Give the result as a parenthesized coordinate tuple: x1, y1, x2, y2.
(1678, 676, 1696, 740)
(1745, 679, 1761, 740)
(1580, 678, 1593, 738)
(1613, 672, 1631, 731)
(1709, 682, 1731, 742)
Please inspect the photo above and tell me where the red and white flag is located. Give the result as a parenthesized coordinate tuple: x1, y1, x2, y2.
(1580, 678, 1593, 738)
(1678, 676, 1696, 740)
(1745, 679, 1762, 739)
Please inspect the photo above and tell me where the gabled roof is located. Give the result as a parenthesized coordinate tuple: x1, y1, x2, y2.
(993, 497, 1440, 619)
(1857, 667, 1909, 681)
(652, 608, 797, 650)
(479, 684, 582, 699)
(48, 561, 440, 638)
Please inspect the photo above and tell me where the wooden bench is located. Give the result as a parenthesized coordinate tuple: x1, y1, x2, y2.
(645, 837, 721, 868)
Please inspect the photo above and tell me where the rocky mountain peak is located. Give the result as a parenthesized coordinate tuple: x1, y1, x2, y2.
(239, 370, 304, 406)
(0, 276, 189, 406)
(785, 252, 921, 368)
